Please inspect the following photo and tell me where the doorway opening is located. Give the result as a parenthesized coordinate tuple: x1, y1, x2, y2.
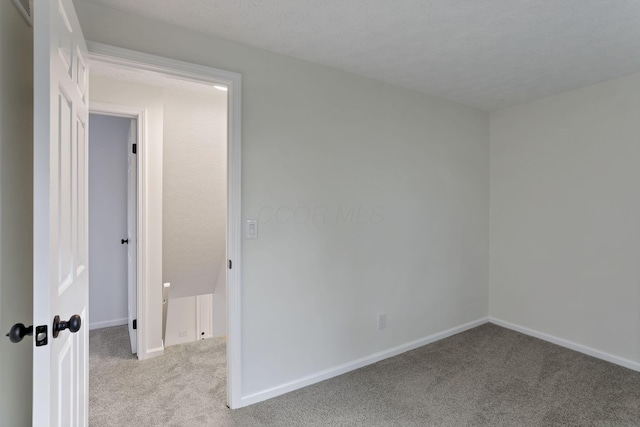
(84, 44, 242, 416)
(87, 112, 138, 357)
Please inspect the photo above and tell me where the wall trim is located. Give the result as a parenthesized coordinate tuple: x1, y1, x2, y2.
(240, 317, 489, 407)
(241, 317, 640, 407)
(488, 317, 640, 372)
(89, 317, 128, 331)
(144, 345, 165, 360)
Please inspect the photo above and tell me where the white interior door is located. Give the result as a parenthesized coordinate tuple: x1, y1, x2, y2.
(33, 0, 89, 425)
(127, 119, 138, 354)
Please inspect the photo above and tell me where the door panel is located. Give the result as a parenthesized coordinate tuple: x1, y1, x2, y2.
(58, 88, 73, 294)
(56, 338, 73, 426)
(33, 0, 89, 425)
(75, 116, 87, 278)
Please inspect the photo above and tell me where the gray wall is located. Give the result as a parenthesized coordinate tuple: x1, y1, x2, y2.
(75, 0, 490, 398)
(88, 114, 131, 329)
(490, 72, 640, 365)
(0, 3, 34, 425)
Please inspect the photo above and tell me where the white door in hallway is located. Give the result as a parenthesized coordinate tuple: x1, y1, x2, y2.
(33, 0, 89, 425)
(127, 119, 138, 354)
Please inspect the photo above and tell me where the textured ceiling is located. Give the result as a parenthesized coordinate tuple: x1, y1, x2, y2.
(86, 0, 640, 110)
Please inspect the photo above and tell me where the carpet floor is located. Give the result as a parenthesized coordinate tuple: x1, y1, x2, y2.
(89, 323, 640, 426)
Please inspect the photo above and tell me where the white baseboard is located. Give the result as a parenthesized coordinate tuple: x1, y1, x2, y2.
(488, 317, 640, 372)
(240, 317, 489, 407)
(89, 317, 128, 330)
(141, 345, 164, 360)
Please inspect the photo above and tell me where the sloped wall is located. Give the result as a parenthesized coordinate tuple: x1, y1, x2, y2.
(162, 88, 227, 298)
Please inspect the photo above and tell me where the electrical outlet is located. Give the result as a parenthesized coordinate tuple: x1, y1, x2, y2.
(178, 330, 189, 338)
(378, 313, 387, 330)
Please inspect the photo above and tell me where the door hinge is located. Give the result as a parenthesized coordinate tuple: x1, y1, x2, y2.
(132, 143, 137, 154)
(133, 319, 137, 330)
(228, 259, 232, 269)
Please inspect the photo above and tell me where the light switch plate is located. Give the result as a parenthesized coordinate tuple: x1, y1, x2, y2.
(245, 219, 258, 239)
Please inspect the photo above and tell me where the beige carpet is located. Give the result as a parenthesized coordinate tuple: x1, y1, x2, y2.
(89, 324, 640, 426)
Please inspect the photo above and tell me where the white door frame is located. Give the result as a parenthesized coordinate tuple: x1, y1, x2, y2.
(87, 43, 243, 409)
(87, 103, 144, 356)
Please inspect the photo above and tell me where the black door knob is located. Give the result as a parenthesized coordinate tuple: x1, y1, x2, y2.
(6, 323, 33, 343)
(121, 238, 129, 244)
(52, 315, 82, 338)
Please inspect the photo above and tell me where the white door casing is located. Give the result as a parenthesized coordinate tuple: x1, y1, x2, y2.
(33, 0, 89, 425)
(127, 118, 138, 354)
